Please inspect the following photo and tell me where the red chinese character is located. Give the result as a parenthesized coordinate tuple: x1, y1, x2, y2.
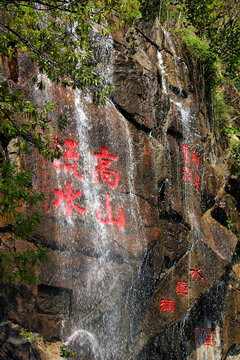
(94, 147, 119, 188)
(203, 328, 213, 347)
(52, 182, 86, 217)
(52, 138, 84, 180)
(190, 266, 204, 280)
(62, 162, 84, 180)
(192, 151, 199, 170)
(160, 299, 174, 312)
(182, 167, 192, 182)
(64, 139, 79, 160)
(193, 172, 200, 190)
(96, 194, 125, 229)
(193, 326, 201, 345)
(182, 144, 190, 164)
(176, 281, 188, 296)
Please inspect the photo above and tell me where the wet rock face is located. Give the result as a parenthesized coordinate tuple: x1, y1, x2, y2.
(0, 23, 240, 360)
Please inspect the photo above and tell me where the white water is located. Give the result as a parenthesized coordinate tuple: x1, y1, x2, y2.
(157, 30, 201, 231)
(157, 30, 204, 325)
(67, 329, 102, 360)
(31, 26, 218, 360)
(56, 33, 145, 359)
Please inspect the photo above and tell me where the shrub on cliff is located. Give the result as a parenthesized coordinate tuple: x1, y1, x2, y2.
(176, 0, 240, 84)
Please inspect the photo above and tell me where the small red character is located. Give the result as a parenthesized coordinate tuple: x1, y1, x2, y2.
(96, 194, 125, 229)
(176, 281, 188, 296)
(193, 172, 200, 190)
(160, 299, 174, 312)
(193, 326, 201, 345)
(52, 182, 86, 217)
(192, 151, 199, 170)
(182, 144, 190, 164)
(62, 162, 84, 180)
(64, 139, 79, 160)
(94, 147, 119, 188)
(190, 266, 204, 280)
(182, 167, 192, 182)
(203, 328, 213, 347)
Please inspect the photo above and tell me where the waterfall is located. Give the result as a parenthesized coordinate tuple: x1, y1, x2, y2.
(156, 30, 225, 360)
(157, 30, 202, 231)
(27, 23, 234, 360)
(37, 33, 146, 359)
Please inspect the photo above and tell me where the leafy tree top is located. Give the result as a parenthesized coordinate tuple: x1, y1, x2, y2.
(0, 0, 141, 102)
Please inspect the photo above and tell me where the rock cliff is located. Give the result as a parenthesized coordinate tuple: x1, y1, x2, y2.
(0, 23, 239, 360)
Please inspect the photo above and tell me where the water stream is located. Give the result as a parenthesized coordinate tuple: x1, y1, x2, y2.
(45, 33, 146, 359)
(31, 27, 226, 360)
(156, 30, 223, 360)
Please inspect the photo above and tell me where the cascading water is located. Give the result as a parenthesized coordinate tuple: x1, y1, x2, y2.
(40, 33, 147, 360)
(155, 30, 225, 360)
(36, 29, 196, 359)
(157, 30, 201, 230)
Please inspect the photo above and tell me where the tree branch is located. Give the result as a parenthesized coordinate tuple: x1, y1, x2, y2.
(0, 22, 57, 69)
(0, 0, 79, 13)
(0, 104, 36, 146)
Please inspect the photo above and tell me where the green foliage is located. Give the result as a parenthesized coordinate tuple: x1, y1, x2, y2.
(0, 247, 50, 285)
(222, 124, 240, 176)
(0, 161, 43, 222)
(226, 218, 235, 233)
(0, 0, 141, 103)
(229, 141, 240, 176)
(222, 125, 240, 139)
(0, 82, 63, 160)
(177, 28, 211, 60)
(176, 8, 239, 180)
(214, 90, 231, 126)
(209, 88, 240, 177)
(215, 87, 240, 177)
(20, 328, 55, 357)
(60, 345, 77, 358)
(176, 0, 240, 82)
(139, 0, 161, 21)
(177, 28, 220, 92)
(0, 160, 50, 284)
(20, 328, 41, 344)
(139, 0, 182, 25)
